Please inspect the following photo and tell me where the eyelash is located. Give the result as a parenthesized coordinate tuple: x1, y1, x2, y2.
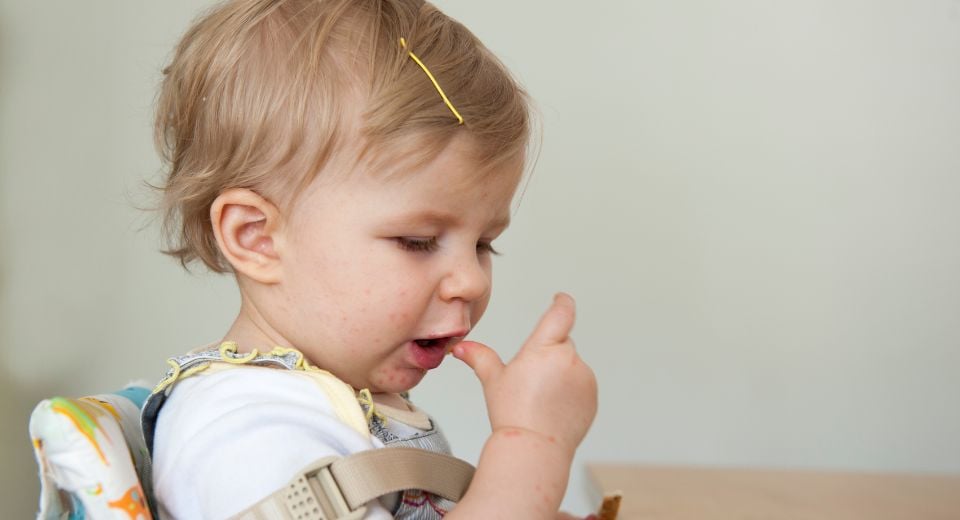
(479, 242, 501, 255)
(396, 237, 439, 253)
(395, 237, 501, 255)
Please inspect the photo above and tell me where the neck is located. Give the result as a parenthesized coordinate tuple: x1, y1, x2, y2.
(224, 288, 411, 407)
(222, 295, 288, 353)
(372, 392, 410, 410)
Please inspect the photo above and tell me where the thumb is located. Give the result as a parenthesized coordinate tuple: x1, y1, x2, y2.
(452, 340, 504, 386)
(524, 292, 576, 349)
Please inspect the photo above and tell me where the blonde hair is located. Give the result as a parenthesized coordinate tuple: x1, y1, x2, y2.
(155, 0, 532, 272)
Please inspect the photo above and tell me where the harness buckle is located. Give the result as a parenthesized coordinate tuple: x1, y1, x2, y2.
(282, 457, 367, 520)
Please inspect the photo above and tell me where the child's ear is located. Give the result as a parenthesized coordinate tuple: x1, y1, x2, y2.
(210, 188, 283, 284)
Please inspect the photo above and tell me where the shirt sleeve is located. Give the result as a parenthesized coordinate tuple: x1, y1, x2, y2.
(151, 367, 393, 519)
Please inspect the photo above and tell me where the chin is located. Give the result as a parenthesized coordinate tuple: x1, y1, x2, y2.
(370, 369, 427, 394)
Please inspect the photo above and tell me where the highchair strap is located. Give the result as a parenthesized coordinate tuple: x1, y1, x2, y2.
(232, 447, 475, 520)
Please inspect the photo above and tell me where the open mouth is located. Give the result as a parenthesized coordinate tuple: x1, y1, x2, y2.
(409, 335, 463, 370)
(414, 337, 452, 348)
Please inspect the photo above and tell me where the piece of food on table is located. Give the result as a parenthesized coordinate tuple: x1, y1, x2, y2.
(597, 492, 622, 520)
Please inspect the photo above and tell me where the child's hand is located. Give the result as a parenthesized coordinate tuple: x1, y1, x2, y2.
(452, 293, 598, 455)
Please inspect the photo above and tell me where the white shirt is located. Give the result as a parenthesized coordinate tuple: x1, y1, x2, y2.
(151, 367, 394, 519)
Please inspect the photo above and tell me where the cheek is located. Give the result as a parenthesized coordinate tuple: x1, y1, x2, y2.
(471, 262, 494, 323)
(341, 278, 419, 334)
(369, 365, 425, 392)
(471, 292, 491, 327)
(388, 310, 413, 325)
(372, 367, 399, 385)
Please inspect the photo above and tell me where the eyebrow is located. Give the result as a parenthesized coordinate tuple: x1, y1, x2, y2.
(393, 210, 511, 230)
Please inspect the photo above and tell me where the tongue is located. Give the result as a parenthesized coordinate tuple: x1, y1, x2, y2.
(410, 341, 447, 370)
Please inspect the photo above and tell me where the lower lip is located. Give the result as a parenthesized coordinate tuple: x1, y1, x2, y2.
(408, 341, 448, 370)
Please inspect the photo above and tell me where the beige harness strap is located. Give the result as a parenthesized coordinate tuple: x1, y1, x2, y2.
(233, 448, 475, 520)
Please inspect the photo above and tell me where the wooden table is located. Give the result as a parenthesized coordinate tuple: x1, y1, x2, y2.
(588, 464, 960, 519)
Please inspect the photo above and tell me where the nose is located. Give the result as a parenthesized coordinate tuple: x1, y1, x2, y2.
(438, 250, 491, 303)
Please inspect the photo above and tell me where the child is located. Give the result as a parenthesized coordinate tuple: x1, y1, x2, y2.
(147, 0, 598, 518)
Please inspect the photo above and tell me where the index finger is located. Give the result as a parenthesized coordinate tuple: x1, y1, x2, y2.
(524, 292, 576, 348)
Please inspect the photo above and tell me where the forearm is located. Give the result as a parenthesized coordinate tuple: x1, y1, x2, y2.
(447, 427, 574, 519)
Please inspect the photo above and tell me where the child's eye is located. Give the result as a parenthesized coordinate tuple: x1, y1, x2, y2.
(396, 237, 439, 253)
(477, 241, 501, 256)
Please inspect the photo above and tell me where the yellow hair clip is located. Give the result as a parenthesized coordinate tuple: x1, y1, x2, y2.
(400, 37, 464, 125)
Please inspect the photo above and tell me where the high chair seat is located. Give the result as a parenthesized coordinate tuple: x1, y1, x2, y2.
(29, 384, 155, 520)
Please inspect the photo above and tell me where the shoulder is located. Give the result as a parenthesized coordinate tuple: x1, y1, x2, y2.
(160, 364, 348, 417)
(152, 366, 383, 518)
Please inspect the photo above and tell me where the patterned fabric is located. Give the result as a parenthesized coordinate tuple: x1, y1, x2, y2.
(367, 414, 456, 519)
(29, 386, 154, 520)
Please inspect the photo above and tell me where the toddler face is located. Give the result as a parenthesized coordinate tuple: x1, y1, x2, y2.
(265, 134, 522, 393)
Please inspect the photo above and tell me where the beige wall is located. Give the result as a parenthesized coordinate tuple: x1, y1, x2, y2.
(2, 0, 959, 517)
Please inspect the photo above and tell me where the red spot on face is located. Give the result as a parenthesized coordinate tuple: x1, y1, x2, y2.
(389, 311, 411, 324)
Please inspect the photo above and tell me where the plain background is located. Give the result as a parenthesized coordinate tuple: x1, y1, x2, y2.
(2, 0, 959, 517)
